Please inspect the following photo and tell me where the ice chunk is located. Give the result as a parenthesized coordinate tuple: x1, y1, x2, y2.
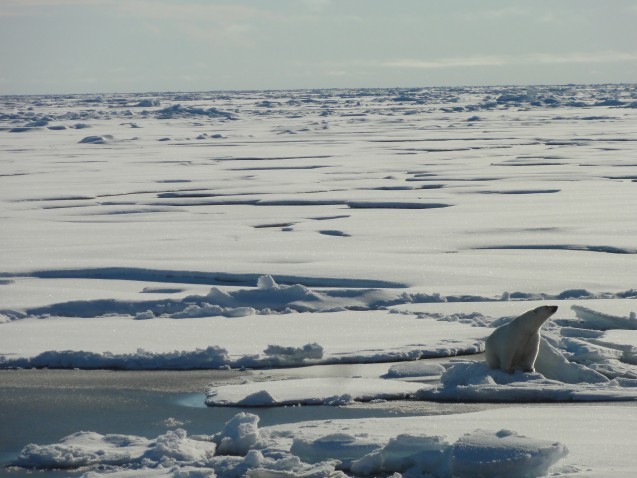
(134, 309, 155, 320)
(205, 281, 322, 312)
(257, 274, 278, 290)
(263, 343, 324, 360)
(142, 429, 216, 466)
(224, 307, 255, 317)
(291, 433, 381, 468)
(295, 428, 567, 477)
(571, 305, 637, 330)
(384, 361, 446, 378)
(324, 393, 355, 406)
(440, 361, 509, 387)
(351, 434, 450, 476)
(213, 412, 265, 456)
(16, 429, 216, 471)
(534, 338, 609, 384)
(79, 135, 114, 144)
(220, 450, 345, 478)
(450, 429, 568, 478)
(171, 303, 224, 318)
(237, 390, 278, 407)
(15, 431, 150, 469)
(562, 337, 623, 363)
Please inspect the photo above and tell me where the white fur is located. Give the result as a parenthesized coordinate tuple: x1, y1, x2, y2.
(485, 305, 558, 373)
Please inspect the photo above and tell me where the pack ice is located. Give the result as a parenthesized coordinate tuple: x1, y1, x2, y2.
(15, 411, 570, 477)
(2, 85, 637, 476)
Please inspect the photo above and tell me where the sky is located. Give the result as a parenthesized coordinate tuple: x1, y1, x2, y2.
(1, 0, 636, 95)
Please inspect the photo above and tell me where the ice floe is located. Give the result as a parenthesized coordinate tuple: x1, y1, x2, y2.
(0, 307, 486, 369)
(14, 411, 572, 478)
(15, 431, 152, 469)
(206, 377, 422, 407)
(416, 361, 637, 402)
(449, 429, 567, 478)
(2, 274, 635, 323)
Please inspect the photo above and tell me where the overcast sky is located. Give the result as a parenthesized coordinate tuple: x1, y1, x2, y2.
(1, 0, 636, 94)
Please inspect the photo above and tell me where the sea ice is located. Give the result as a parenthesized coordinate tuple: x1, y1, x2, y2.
(206, 377, 422, 407)
(142, 429, 217, 466)
(2, 85, 637, 476)
(449, 429, 568, 478)
(569, 305, 637, 330)
(15, 431, 151, 469)
(416, 361, 637, 402)
(384, 361, 446, 378)
(15, 412, 570, 478)
(350, 434, 450, 476)
(291, 433, 380, 469)
(213, 412, 265, 456)
(78, 134, 114, 144)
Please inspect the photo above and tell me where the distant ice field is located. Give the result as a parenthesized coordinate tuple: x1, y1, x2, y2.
(2, 86, 636, 298)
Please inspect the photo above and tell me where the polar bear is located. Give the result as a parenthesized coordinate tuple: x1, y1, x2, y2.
(485, 305, 558, 373)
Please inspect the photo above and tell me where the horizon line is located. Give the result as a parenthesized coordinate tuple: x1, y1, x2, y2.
(1, 80, 636, 98)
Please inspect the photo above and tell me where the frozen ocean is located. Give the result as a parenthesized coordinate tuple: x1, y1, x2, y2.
(1, 84, 637, 476)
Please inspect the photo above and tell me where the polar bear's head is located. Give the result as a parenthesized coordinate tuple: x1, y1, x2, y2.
(515, 305, 558, 331)
(536, 305, 558, 315)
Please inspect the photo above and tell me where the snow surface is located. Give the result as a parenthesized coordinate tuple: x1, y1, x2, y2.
(14, 410, 572, 477)
(15, 406, 637, 477)
(206, 377, 423, 407)
(2, 85, 637, 476)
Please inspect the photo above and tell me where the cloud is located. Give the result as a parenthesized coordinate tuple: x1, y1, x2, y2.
(0, 0, 105, 16)
(117, 1, 272, 22)
(528, 51, 637, 65)
(113, 1, 275, 45)
(375, 52, 637, 70)
(1, 0, 102, 5)
(382, 56, 507, 69)
(0, 0, 274, 24)
(301, 0, 332, 13)
(475, 6, 531, 19)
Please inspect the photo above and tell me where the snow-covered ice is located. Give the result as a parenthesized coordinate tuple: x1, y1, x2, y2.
(206, 377, 423, 407)
(15, 405, 637, 477)
(2, 85, 637, 476)
(15, 431, 152, 469)
(13, 410, 571, 477)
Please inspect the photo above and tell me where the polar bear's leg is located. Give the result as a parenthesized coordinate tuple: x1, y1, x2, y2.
(485, 328, 506, 369)
(501, 351, 516, 374)
(485, 345, 500, 369)
(497, 339, 518, 373)
(518, 333, 541, 372)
